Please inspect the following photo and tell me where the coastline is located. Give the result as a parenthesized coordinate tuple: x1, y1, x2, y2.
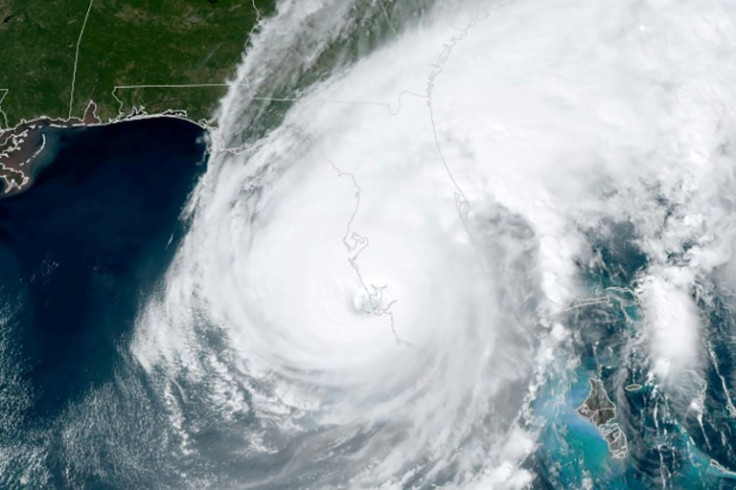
(0, 101, 213, 198)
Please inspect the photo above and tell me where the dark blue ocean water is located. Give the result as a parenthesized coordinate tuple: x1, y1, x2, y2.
(0, 118, 206, 487)
(528, 223, 736, 489)
(3, 116, 736, 489)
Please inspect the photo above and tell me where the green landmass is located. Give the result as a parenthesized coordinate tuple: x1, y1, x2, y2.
(0, 0, 276, 129)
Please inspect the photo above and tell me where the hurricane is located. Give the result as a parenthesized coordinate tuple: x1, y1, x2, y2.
(5, 0, 736, 488)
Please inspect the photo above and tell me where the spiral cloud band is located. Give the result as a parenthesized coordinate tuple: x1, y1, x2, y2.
(127, 0, 736, 487)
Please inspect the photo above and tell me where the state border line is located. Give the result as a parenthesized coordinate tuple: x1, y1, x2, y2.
(111, 81, 425, 156)
(68, 0, 95, 119)
(0, 89, 9, 129)
(111, 83, 232, 118)
(111, 81, 423, 120)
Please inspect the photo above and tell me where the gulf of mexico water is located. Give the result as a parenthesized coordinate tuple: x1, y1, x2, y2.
(5, 0, 736, 488)
(0, 117, 207, 487)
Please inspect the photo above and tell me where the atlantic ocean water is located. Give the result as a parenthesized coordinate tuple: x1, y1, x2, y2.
(7, 0, 736, 488)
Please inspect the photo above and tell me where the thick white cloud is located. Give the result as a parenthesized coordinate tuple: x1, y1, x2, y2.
(132, 0, 736, 486)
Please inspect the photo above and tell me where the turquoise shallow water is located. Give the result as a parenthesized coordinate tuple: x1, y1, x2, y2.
(3, 120, 736, 488)
(527, 226, 736, 489)
(2, 121, 736, 489)
(4, 8, 736, 483)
